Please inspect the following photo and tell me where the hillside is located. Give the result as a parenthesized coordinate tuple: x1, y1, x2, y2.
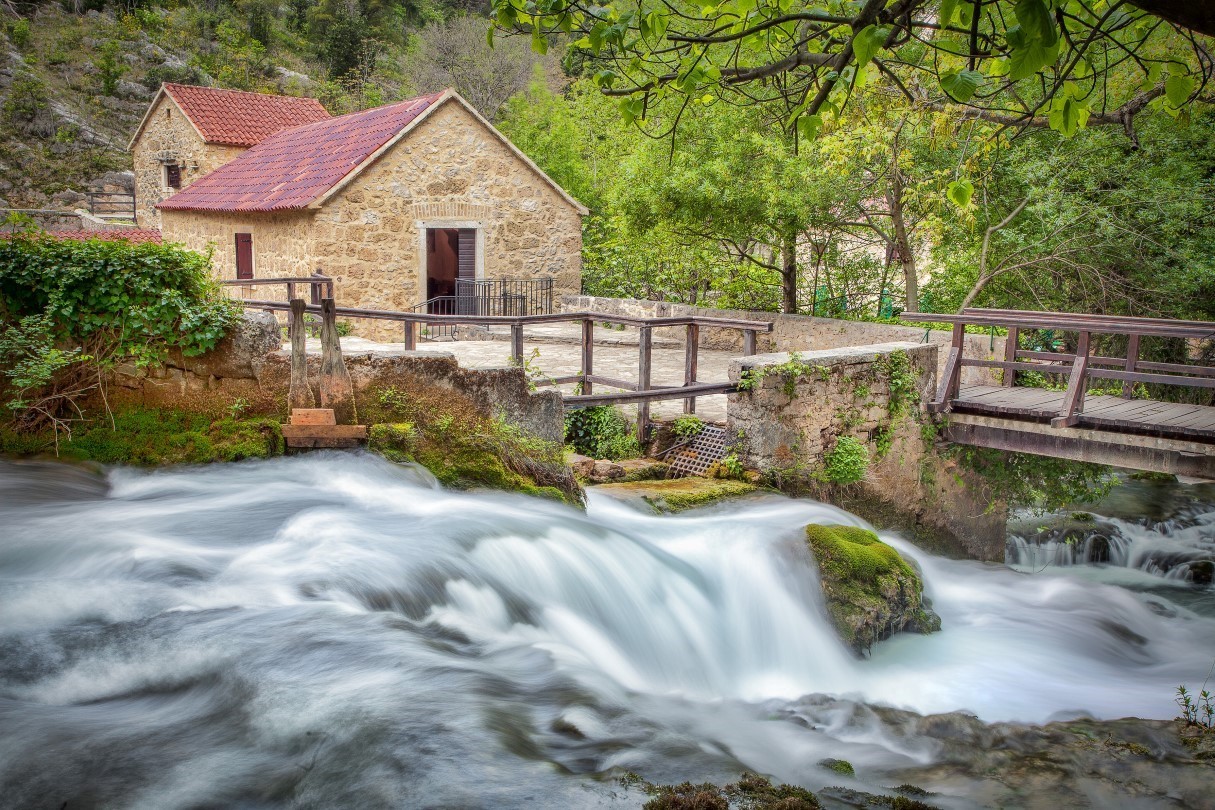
(0, 0, 541, 211)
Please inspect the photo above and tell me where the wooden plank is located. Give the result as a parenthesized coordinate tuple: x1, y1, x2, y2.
(582, 318, 594, 396)
(281, 425, 369, 439)
(1002, 326, 1018, 386)
(285, 437, 364, 449)
(931, 324, 965, 412)
(1052, 331, 1089, 428)
(684, 323, 699, 414)
(290, 409, 336, 426)
(638, 326, 652, 443)
(586, 375, 638, 391)
(565, 382, 736, 407)
(1122, 333, 1140, 398)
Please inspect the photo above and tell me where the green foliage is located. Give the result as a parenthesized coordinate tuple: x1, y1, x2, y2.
(821, 437, 869, 485)
(95, 40, 128, 96)
(737, 352, 829, 395)
(873, 350, 918, 421)
(817, 758, 854, 777)
(563, 405, 639, 460)
(0, 314, 89, 415)
(952, 446, 1116, 513)
(6, 18, 31, 49)
(0, 407, 285, 465)
(2, 73, 48, 124)
(670, 414, 704, 441)
(1177, 685, 1214, 730)
(0, 233, 240, 366)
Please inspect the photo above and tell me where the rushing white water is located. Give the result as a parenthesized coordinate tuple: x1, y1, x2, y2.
(1, 454, 1212, 808)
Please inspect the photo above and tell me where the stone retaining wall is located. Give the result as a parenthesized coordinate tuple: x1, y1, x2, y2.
(725, 342, 1006, 561)
(108, 312, 564, 444)
(561, 295, 1002, 386)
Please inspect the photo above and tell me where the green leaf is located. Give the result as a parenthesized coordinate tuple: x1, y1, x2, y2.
(1165, 74, 1194, 108)
(946, 179, 974, 209)
(530, 26, 548, 55)
(851, 24, 888, 69)
(796, 114, 823, 141)
(939, 0, 959, 26)
(940, 69, 984, 102)
(1014, 0, 1057, 46)
(1047, 95, 1088, 136)
(1007, 39, 1057, 80)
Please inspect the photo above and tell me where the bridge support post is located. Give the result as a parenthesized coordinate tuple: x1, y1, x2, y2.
(931, 324, 965, 413)
(1122, 333, 1140, 398)
(581, 318, 594, 395)
(1002, 327, 1018, 386)
(637, 326, 652, 443)
(1052, 330, 1090, 429)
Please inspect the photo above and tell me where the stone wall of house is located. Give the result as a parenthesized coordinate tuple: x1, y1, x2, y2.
(160, 209, 318, 289)
(726, 342, 1006, 561)
(313, 99, 584, 340)
(108, 312, 564, 444)
(562, 294, 1003, 386)
(132, 95, 247, 229)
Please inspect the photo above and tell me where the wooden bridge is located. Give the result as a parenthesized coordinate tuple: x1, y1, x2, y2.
(906, 309, 1215, 479)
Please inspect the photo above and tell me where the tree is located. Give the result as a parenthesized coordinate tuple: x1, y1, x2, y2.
(405, 16, 544, 119)
(491, 0, 1212, 144)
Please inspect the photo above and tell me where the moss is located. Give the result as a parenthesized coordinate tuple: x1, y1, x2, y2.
(805, 524, 941, 655)
(0, 407, 284, 465)
(595, 478, 757, 513)
(365, 391, 583, 507)
(818, 758, 855, 777)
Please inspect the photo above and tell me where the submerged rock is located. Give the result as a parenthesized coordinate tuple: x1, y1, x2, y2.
(593, 477, 757, 513)
(804, 524, 941, 655)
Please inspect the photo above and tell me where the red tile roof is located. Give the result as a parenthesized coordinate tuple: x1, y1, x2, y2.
(47, 229, 163, 244)
(162, 83, 331, 147)
(159, 91, 447, 213)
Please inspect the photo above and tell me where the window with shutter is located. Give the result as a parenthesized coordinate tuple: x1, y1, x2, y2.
(235, 233, 253, 280)
(164, 163, 182, 190)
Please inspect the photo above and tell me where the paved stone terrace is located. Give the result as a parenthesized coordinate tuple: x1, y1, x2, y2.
(304, 321, 742, 421)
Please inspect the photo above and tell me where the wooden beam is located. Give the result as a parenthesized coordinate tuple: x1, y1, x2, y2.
(638, 326, 652, 443)
(511, 323, 524, 364)
(565, 381, 737, 407)
(1002, 327, 1018, 387)
(1051, 330, 1089, 428)
(931, 323, 965, 413)
(684, 323, 699, 414)
(1122, 333, 1140, 399)
(582, 318, 594, 395)
(288, 298, 314, 410)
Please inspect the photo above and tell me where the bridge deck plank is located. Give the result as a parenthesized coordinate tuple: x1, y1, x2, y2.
(953, 386, 1215, 442)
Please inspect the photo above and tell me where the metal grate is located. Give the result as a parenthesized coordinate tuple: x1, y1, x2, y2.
(667, 425, 729, 478)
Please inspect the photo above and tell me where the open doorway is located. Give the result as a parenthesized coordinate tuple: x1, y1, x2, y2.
(425, 227, 476, 313)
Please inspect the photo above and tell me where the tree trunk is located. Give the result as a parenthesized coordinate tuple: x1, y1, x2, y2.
(780, 230, 797, 314)
(886, 168, 918, 312)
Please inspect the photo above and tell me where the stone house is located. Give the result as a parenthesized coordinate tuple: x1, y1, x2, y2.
(129, 83, 331, 229)
(149, 87, 587, 339)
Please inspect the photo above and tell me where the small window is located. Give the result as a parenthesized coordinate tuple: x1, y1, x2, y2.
(235, 233, 253, 280)
(164, 163, 182, 191)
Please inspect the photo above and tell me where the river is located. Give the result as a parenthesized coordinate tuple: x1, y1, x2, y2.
(0, 454, 1212, 808)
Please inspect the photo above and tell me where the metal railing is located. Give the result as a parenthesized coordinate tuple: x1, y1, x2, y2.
(455, 278, 553, 317)
(86, 192, 136, 221)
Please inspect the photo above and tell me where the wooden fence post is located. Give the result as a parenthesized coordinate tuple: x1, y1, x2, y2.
(931, 323, 966, 412)
(318, 297, 356, 424)
(743, 329, 757, 356)
(581, 318, 594, 395)
(684, 323, 699, 413)
(288, 298, 314, 410)
(511, 323, 524, 364)
(1052, 330, 1090, 428)
(637, 326, 652, 444)
(1002, 326, 1019, 387)
(1122, 333, 1140, 398)
(403, 320, 416, 351)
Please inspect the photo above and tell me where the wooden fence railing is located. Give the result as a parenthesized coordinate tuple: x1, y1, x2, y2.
(225, 276, 773, 438)
(86, 191, 136, 221)
(904, 308, 1215, 428)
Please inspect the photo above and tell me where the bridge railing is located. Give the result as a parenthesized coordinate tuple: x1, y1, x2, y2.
(903, 308, 1215, 428)
(224, 275, 773, 439)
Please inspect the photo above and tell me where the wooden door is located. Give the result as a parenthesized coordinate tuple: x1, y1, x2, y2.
(456, 228, 477, 315)
(235, 233, 253, 280)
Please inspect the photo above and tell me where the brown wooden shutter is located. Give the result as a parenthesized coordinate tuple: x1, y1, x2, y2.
(456, 228, 477, 314)
(235, 233, 253, 280)
(165, 164, 182, 190)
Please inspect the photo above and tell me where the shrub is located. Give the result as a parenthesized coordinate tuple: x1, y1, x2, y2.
(564, 405, 640, 459)
(6, 18, 31, 49)
(821, 436, 869, 485)
(671, 414, 704, 440)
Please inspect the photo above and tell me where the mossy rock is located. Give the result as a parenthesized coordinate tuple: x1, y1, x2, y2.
(805, 524, 941, 656)
(367, 421, 582, 507)
(594, 477, 757, 513)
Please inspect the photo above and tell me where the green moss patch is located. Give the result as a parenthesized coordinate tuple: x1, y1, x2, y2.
(805, 523, 941, 655)
(594, 477, 757, 513)
(364, 384, 582, 507)
(0, 407, 284, 465)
